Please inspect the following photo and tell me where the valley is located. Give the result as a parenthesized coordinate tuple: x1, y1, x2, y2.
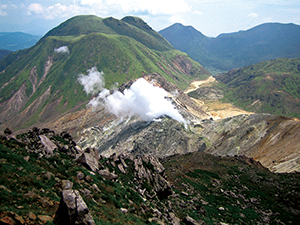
(185, 76, 253, 120)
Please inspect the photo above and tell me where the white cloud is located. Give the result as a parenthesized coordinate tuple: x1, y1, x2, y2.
(0, 5, 7, 16)
(0, 11, 7, 16)
(80, 0, 103, 5)
(26, 2, 95, 20)
(23, 0, 191, 25)
(107, 0, 190, 15)
(247, 12, 258, 18)
(28, 3, 44, 15)
(170, 15, 185, 24)
(44, 3, 68, 19)
(193, 11, 203, 16)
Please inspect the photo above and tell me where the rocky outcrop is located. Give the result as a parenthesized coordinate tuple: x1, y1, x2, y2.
(0, 82, 28, 123)
(15, 127, 80, 158)
(54, 190, 95, 225)
(78, 116, 205, 159)
(133, 156, 172, 199)
(39, 134, 56, 155)
(1, 126, 299, 225)
(143, 73, 208, 120)
(201, 114, 300, 173)
(183, 215, 205, 225)
(97, 168, 118, 180)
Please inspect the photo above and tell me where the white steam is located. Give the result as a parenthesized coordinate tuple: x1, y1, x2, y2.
(78, 67, 186, 123)
(78, 67, 105, 95)
(54, 46, 70, 54)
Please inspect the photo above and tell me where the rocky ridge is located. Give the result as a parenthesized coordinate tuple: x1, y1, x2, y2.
(201, 113, 300, 173)
(1, 127, 299, 224)
(0, 127, 194, 224)
(61, 74, 300, 173)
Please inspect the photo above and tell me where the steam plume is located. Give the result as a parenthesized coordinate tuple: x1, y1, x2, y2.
(78, 67, 185, 123)
(54, 46, 70, 54)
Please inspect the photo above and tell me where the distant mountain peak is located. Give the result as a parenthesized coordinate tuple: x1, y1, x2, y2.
(121, 16, 154, 32)
(160, 22, 300, 71)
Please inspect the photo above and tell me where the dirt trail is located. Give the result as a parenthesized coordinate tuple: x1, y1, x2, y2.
(185, 76, 253, 120)
(184, 76, 216, 94)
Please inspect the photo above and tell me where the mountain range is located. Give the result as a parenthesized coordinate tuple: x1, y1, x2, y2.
(1, 14, 299, 171)
(0, 32, 40, 52)
(159, 22, 300, 72)
(0, 15, 209, 131)
(1, 15, 300, 225)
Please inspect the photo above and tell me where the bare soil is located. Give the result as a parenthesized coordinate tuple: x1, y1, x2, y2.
(185, 76, 253, 120)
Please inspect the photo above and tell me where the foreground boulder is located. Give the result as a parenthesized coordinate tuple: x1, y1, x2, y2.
(75, 147, 101, 172)
(54, 190, 95, 225)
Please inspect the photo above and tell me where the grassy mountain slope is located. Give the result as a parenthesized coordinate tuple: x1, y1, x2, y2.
(159, 22, 300, 71)
(43, 15, 116, 37)
(1, 128, 299, 224)
(216, 58, 300, 118)
(0, 15, 210, 130)
(158, 23, 213, 68)
(44, 15, 173, 52)
(0, 32, 40, 51)
(163, 151, 300, 224)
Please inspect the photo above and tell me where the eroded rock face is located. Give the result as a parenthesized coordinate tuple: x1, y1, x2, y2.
(0, 82, 28, 123)
(133, 156, 172, 200)
(201, 114, 300, 173)
(78, 116, 205, 159)
(54, 190, 95, 225)
(15, 127, 80, 158)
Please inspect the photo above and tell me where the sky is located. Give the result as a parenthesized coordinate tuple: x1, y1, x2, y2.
(0, 0, 300, 37)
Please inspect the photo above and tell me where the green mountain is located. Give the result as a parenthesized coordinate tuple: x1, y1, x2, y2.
(0, 15, 210, 131)
(159, 23, 300, 72)
(215, 58, 300, 118)
(0, 49, 11, 60)
(0, 32, 40, 51)
(43, 15, 173, 51)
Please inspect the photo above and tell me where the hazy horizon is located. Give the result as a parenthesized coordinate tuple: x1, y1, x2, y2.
(0, 1, 299, 37)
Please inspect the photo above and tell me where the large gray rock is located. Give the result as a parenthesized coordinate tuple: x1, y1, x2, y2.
(75, 148, 100, 172)
(60, 180, 73, 190)
(39, 135, 57, 155)
(183, 215, 205, 225)
(54, 190, 95, 225)
(98, 168, 118, 180)
(168, 212, 180, 225)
